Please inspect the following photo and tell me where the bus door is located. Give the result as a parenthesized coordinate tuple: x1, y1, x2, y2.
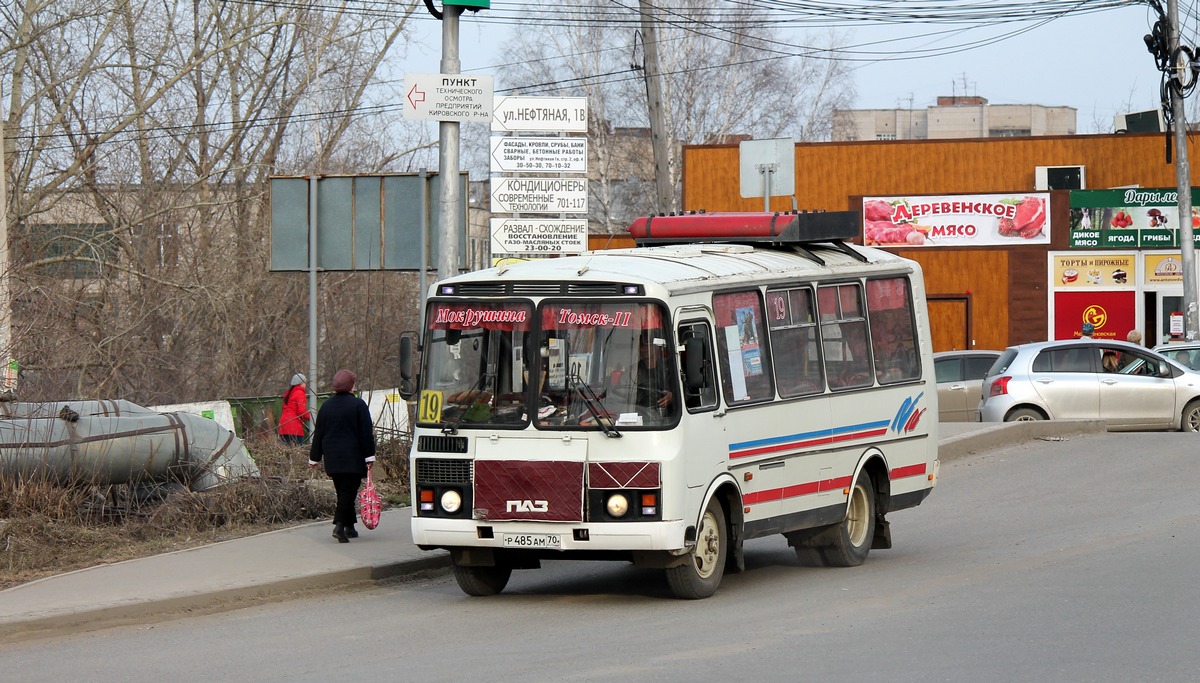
(677, 316, 723, 490)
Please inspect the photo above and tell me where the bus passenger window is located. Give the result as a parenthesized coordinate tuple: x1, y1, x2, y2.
(819, 284, 872, 390)
(866, 277, 919, 383)
(766, 288, 823, 397)
(713, 291, 774, 404)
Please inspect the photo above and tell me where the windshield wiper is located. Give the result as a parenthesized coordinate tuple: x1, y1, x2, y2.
(569, 372, 621, 438)
(441, 363, 494, 435)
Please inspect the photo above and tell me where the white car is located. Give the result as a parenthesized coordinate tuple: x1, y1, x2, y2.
(980, 339, 1200, 431)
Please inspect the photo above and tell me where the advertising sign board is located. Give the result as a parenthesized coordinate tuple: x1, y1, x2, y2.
(1069, 187, 1200, 248)
(491, 177, 588, 214)
(1050, 254, 1135, 289)
(1146, 253, 1185, 283)
(491, 218, 588, 254)
(1052, 290, 1136, 341)
(862, 193, 1051, 247)
(490, 136, 587, 173)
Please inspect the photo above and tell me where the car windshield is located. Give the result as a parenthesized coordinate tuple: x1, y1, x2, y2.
(418, 299, 678, 430)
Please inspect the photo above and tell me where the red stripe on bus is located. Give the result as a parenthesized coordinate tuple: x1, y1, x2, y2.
(830, 428, 888, 442)
(744, 477, 846, 506)
(742, 461, 926, 509)
(819, 476, 853, 492)
(782, 481, 820, 498)
(732, 436, 831, 458)
(889, 463, 928, 480)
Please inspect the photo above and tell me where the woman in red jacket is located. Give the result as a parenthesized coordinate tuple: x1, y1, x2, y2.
(278, 373, 311, 447)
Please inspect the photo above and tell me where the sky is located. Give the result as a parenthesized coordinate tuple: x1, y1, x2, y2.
(402, 2, 1184, 135)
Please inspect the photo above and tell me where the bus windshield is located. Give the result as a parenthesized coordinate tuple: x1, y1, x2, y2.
(419, 300, 678, 429)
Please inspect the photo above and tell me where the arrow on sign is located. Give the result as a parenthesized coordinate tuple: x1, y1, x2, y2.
(407, 84, 426, 108)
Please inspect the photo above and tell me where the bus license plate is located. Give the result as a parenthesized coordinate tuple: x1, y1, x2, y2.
(502, 533, 562, 549)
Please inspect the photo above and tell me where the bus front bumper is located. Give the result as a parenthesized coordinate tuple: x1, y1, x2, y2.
(411, 517, 692, 554)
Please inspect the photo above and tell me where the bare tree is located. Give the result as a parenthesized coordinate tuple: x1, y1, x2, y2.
(2, 0, 435, 404)
(495, 0, 855, 226)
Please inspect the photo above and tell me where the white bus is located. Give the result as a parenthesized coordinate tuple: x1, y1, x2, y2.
(401, 211, 939, 599)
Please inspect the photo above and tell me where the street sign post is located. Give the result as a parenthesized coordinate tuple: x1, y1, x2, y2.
(403, 73, 494, 123)
(490, 136, 588, 173)
(490, 218, 588, 254)
(492, 96, 588, 133)
(491, 177, 588, 214)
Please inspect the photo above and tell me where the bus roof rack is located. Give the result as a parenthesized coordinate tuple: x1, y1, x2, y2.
(627, 211, 861, 247)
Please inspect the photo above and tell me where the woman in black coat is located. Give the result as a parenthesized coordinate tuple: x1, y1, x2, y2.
(308, 369, 376, 542)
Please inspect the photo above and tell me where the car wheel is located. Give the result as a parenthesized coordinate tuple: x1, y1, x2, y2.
(1182, 400, 1200, 432)
(1006, 407, 1043, 422)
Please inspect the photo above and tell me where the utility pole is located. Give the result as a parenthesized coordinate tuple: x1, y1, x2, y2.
(1168, 0, 1198, 340)
(638, 0, 673, 215)
(0, 80, 14, 398)
(437, 4, 465, 282)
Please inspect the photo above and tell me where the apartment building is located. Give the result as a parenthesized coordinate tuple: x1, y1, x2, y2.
(832, 96, 1076, 141)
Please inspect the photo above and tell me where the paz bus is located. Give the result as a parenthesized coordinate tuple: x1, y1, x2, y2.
(400, 211, 939, 599)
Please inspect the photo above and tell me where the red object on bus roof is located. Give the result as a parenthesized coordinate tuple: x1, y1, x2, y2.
(626, 211, 860, 245)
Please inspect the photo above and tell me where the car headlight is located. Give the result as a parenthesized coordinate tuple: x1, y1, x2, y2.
(440, 489, 462, 514)
(606, 493, 629, 518)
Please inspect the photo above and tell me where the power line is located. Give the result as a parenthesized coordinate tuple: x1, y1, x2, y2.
(2, 0, 1175, 149)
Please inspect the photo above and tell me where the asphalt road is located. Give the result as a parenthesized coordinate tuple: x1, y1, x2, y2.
(4, 431, 1199, 682)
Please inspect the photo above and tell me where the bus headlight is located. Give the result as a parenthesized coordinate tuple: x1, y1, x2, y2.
(606, 493, 629, 518)
(440, 489, 463, 514)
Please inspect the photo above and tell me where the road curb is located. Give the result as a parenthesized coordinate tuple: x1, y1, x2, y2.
(0, 553, 452, 645)
(939, 420, 1107, 461)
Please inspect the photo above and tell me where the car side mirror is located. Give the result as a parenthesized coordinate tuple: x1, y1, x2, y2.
(1159, 360, 1172, 377)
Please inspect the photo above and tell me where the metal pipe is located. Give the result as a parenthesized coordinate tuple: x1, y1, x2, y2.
(0, 401, 259, 491)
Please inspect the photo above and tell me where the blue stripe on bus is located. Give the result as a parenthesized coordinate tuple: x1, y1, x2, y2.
(729, 419, 891, 458)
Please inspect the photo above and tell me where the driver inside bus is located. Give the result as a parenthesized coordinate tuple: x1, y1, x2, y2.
(636, 331, 675, 414)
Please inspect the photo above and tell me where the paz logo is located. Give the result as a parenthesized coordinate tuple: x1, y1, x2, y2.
(891, 392, 926, 435)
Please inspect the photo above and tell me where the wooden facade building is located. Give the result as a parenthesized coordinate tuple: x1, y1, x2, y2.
(679, 132, 1200, 351)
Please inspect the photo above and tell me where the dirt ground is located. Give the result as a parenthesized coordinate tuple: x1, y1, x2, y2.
(0, 437, 410, 590)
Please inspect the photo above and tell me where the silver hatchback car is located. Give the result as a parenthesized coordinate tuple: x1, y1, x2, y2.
(980, 339, 1200, 431)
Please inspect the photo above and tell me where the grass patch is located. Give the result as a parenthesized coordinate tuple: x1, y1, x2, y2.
(0, 436, 410, 590)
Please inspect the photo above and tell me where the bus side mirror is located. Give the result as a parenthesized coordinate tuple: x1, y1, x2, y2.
(399, 333, 418, 399)
(684, 337, 705, 391)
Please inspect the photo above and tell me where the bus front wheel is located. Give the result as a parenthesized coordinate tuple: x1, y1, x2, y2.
(821, 472, 876, 568)
(666, 497, 727, 599)
(453, 563, 512, 596)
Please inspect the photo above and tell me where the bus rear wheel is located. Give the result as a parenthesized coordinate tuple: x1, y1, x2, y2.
(453, 563, 512, 596)
(666, 497, 727, 599)
(821, 472, 876, 568)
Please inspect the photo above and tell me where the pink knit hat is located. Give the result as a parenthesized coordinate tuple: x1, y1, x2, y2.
(331, 369, 356, 393)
